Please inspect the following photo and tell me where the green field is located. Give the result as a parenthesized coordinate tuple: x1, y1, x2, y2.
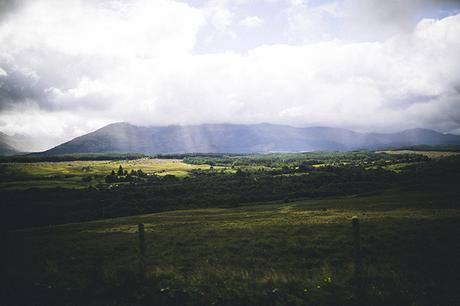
(6, 189, 460, 305)
(0, 159, 215, 190)
(0, 151, 435, 190)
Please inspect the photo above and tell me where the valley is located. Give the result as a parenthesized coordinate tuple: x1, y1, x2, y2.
(2, 150, 460, 305)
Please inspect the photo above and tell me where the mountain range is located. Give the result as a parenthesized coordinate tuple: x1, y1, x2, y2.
(33, 122, 460, 155)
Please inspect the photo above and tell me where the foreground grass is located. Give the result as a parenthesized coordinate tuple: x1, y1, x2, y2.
(5, 189, 460, 305)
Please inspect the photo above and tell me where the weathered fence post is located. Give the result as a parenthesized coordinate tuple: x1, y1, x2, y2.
(138, 223, 146, 278)
(352, 216, 362, 292)
(0, 223, 8, 302)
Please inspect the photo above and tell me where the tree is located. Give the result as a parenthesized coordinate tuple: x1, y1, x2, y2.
(106, 171, 117, 183)
(81, 176, 92, 182)
(117, 165, 124, 176)
(298, 161, 314, 172)
(162, 174, 178, 182)
(137, 169, 146, 177)
(235, 168, 245, 176)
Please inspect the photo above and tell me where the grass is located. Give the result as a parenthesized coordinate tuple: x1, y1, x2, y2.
(0, 159, 215, 190)
(5, 189, 460, 305)
(381, 162, 420, 173)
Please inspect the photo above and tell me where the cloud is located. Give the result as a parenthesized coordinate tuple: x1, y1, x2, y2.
(206, 5, 234, 33)
(0, 64, 48, 110)
(0, 0, 25, 22)
(240, 16, 263, 28)
(0, 0, 205, 109)
(1, 0, 460, 150)
(338, 0, 460, 41)
(0, 106, 111, 151)
(287, 0, 340, 42)
(11, 0, 203, 57)
(287, 0, 460, 42)
(110, 15, 460, 132)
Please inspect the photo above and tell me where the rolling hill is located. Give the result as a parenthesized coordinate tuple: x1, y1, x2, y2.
(40, 123, 460, 155)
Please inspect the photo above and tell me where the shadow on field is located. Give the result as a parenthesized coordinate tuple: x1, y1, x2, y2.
(4, 210, 460, 306)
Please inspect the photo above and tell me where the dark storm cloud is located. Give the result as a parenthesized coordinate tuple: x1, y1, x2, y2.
(0, 66, 48, 110)
(0, 64, 112, 112)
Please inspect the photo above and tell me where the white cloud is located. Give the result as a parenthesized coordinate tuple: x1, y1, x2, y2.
(203, 4, 236, 37)
(240, 16, 263, 28)
(287, 0, 460, 42)
(286, 0, 340, 42)
(0, 106, 112, 151)
(0, 0, 205, 58)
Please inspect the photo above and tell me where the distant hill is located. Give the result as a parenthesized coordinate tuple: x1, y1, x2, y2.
(40, 123, 460, 155)
(0, 132, 20, 156)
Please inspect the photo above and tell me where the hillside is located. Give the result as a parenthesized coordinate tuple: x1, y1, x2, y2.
(0, 132, 19, 155)
(42, 123, 460, 155)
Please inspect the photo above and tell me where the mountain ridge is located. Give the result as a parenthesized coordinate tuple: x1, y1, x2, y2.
(38, 122, 460, 155)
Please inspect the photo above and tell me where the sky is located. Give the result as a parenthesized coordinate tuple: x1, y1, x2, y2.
(0, 0, 460, 151)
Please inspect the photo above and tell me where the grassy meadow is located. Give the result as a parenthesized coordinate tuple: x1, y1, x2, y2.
(6, 189, 460, 305)
(0, 158, 215, 190)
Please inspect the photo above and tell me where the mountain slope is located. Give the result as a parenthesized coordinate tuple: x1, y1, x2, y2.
(0, 132, 20, 155)
(42, 123, 460, 155)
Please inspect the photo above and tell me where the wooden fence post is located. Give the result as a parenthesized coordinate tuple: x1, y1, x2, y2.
(352, 216, 362, 292)
(0, 223, 7, 301)
(138, 223, 146, 278)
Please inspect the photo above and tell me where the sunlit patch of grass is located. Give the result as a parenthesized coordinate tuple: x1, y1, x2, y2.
(0, 158, 217, 189)
(382, 162, 418, 173)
